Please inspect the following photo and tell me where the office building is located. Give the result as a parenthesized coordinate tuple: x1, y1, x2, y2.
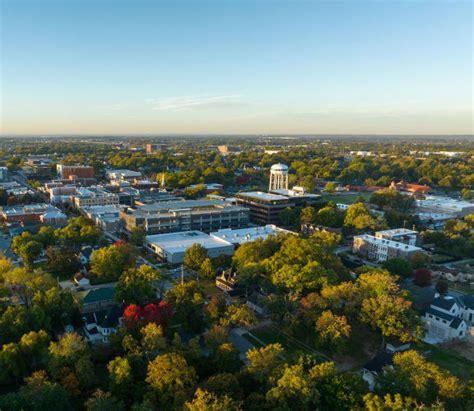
(145, 230, 234, 264)
(236, 188, 320, 225)
(146, 143, 167, 154)
(73, 187, 119, 208)
(107, 169, 142, 182)
(22, 158, 53, 180)
(0, 167, 8, 181)
(121, 199, 249, 234)
(57, 165, 95, 180)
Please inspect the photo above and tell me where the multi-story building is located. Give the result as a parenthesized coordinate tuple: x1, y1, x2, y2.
(0, 203, 62, 224)
(352, 234, 424, 262)
(81, 205, 123, 231)
(107, 169, 142, 182)
(73, 187, 120, 208)
(236, 188, 321, 225)
(57, 164, 95, 180)
(22, 158, 53, 180)
(374, 228, 418, 246)
(146, 143, 167, 154)
(121, 199, 249, 234)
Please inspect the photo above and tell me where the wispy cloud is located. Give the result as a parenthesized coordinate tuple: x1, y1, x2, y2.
(147, 95, 247, 111)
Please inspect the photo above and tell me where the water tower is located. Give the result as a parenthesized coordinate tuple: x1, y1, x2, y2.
(269, 163, 289, 191)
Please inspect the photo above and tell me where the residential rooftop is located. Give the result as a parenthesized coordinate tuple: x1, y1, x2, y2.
(354, 234, 422, 252)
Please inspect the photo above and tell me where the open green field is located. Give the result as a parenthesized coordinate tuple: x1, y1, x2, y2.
(419, 343, 474, 381)
(321, 192, 372, 204)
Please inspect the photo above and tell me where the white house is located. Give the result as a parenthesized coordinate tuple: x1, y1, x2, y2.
(422, 295, 469, 343)
(82, 306, 122, 344)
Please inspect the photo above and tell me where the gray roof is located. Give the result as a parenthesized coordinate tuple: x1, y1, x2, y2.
(450, 317, 464, 330)
(425, 307, 454, 322)
(431, 297, 458, 311)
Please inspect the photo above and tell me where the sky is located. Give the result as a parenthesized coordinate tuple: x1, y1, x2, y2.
(0, 0, 472, 136)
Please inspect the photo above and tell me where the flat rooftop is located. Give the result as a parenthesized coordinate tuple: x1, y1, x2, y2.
(354, 234, 422, 252)
(237, 191, 289, 201)
(416, 196, 474, 211)
(129, 199, 248, 216)
(146, 230, 233, 253)
(376, 228, 418, 236)
(211, 224, 292, 244)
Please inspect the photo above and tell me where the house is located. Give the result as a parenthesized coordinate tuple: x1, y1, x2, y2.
(422, 295, 469, 343)
(73, 272, 90, 288)
(79, 246, 94, 265)
(75, 287, 116, 313)
(362, 352, 394, 390)
(246, 292, 268, 316)
(82, 306, 122, 344)
(215, 270, 245, 297)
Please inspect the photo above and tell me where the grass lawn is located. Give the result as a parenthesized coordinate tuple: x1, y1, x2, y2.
(251, 326, 314, 355)
(448, 281, 474, 296)
(322, 192, 372, 204)
(420, 344, 474, 381)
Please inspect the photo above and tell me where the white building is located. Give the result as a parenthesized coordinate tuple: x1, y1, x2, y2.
(81, 205, 122, 231)
(107, 169, 142, 182)
(422, 295, 470, 343)
(353, 234, 423, 262)
(73, 187, 119, 208)
(375, 228, 418, 246)
(145, 230, 234, 264)
(416, 195, 474, 218)
(210, 224, 292, 246)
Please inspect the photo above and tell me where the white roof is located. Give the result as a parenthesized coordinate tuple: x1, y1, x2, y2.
(354, 234, 422, 252)
(210, 224, 292, 244)
(416, 196, 474, 212)
(146, 230, 233, 254)
(238, 191, 288, 201)
(271, 163, 288, 171)
(375, 228, 418, 236)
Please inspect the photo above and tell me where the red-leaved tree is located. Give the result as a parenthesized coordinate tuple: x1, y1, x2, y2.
(413, 268, 432, 287)
(143, 301, 173, 329)
(123, 304, 143, 328)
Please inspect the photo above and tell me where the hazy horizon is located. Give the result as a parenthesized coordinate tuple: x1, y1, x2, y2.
(1, 0, 473, 135)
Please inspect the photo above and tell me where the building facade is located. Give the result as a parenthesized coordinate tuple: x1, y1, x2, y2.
(352, 234, 423, 262)
(121, 199, 249, 234)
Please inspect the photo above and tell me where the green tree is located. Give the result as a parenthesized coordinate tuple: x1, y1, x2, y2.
(85, 389, 125, 411)
(46, 247, 80, 278)
(344, 202, 376, 231)
(115, 265, 160, 305)
(300, 206, 317, 225)
(382, 258, 413, 278)
(246, 343, 285, 383)
(324, 182, 336, 192)
(377, 350, 464, 407)
(90, 242, 136, 282)
(146, 353, 197, 408)
(199, 257, 215, 280)
(166, 280, 204, 332)
(315, 310, 351, 350)
(224, 304, 257, 328)
(185, 388, 241, 411)
(184, 244, 208, 272)
(129, 227, 146, 247)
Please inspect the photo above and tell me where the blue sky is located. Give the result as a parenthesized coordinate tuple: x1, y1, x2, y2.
(1, 0, 472, 135)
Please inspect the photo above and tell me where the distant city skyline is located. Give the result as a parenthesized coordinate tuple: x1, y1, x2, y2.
(1, 0, 472, 136)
